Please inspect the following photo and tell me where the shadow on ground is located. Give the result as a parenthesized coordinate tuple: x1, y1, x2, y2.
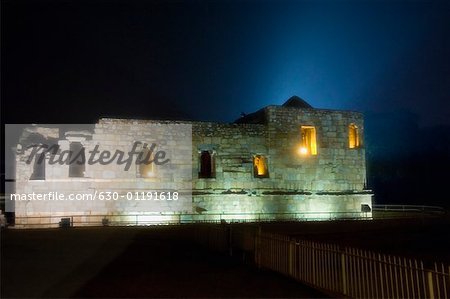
(1, 227, 326, 298)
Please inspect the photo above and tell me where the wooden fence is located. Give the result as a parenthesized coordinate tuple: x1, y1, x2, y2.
(194, 225, 450, 298)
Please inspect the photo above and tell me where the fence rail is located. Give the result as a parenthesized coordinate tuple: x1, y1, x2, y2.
(3, 204, 447, 228)
(195, 225, 450, 299)
(373, 204, 445, 214)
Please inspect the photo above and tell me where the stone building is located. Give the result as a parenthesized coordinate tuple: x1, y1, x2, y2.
(11, 96, 372, 227)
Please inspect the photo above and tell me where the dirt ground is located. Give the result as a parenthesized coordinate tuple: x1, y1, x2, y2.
(3, 217, 448, 298)
(1, 227, 327, 298)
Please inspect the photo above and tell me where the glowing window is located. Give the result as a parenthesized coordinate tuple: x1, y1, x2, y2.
(137, 146, 154, 178)
(253, 155, 269, 178)
(349, 124, 361, 149)
(30, 153, 45, 180)
(69, 142, 85, 177)
(199, 150, 215, 178)
(300, 126, 317, 155)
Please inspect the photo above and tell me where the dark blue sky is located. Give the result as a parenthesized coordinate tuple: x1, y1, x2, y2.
(2, 0, 449, 126)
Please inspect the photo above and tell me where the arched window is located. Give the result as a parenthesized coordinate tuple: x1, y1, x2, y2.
(199, 150, 215, 178)
(349, 124, 361, 149)
(253, 155, 269, 178)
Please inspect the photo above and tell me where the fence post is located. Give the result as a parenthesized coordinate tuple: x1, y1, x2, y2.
(254, 225, 261, 268)
(229, 223, 233, 256)
(427, 271, 435, 299)
(289, 239, 294, 276)
(312, 242, 316, 285)
(341, 250, 348, 296)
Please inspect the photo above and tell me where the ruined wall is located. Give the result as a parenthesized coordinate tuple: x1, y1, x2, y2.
(189, 106, 370, 217)
(265, 106, 367, 191)
(192, 122, 267, 190)
(14, 120, 193, 221)
(13, 105, 372, 227)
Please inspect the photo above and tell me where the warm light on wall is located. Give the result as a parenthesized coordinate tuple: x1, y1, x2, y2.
(349, 124, 360, 149)
(298, 146, 308, 155)
(300, 126, 317, 155)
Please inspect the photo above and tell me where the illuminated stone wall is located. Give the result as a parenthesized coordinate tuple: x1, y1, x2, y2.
(265, 106, 367, 191)
(191, 106, 371, 218)
(12, 102, 373, 227)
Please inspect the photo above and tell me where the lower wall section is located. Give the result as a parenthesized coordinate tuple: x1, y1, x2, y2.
(11, 193, 373, 228)
(193, 193, 373, 220)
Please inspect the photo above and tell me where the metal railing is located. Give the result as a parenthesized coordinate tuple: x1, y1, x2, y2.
(373, 204, 445, 213)
(3, 206, 447, 229)
(10, 211, 372, 228)
(194, 225, 450, 299)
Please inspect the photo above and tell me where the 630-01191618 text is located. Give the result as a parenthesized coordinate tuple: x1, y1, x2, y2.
(87, 191, 180, 201)
(9, 191, 180, 201)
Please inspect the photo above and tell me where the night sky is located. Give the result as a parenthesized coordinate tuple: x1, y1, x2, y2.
(2, 0, 449, 125)
(2, 0, 450, 206)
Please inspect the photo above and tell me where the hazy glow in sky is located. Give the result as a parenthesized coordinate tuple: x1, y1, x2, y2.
(2, 0, 449, 126)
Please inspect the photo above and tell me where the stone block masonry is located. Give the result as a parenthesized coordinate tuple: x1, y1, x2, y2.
(11, 96, 372, 227)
